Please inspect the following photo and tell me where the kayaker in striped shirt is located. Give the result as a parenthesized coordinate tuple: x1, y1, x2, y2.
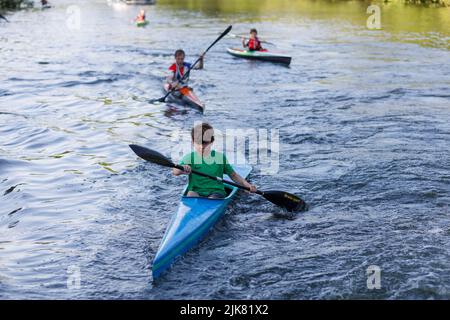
(173, 123, 257, 199)
(166, 49, 204, 92)
(242, 28, 264, 51)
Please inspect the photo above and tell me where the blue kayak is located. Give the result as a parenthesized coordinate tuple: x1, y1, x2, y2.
(152, 165, 252, 279)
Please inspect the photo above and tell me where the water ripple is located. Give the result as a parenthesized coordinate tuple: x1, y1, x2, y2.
(1, 0, 449, 300)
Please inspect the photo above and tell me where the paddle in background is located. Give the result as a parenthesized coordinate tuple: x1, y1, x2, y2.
(129, 144, 308, 214)
(0, 14, 9, 22)
(149, 25, 233, 104)
(227, 32, 276, 46)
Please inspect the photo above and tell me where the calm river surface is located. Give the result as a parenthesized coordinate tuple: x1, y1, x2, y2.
(0, 0, 449, 299)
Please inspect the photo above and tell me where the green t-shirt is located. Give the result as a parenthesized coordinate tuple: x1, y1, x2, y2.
(179, 150, 235, 197)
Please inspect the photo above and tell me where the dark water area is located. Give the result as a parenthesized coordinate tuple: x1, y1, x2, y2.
(0, 0, 449, 299)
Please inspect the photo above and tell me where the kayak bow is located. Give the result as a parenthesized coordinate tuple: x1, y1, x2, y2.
(227, 47, 292, 65)
(136, 20, 149, 27)
(152, 165, 252, 279)
(163, 83, 205, 112)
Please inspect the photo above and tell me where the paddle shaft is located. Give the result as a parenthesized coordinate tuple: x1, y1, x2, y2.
(230, 33, 275, 46)
(174, 164, 263, 196)
(161, 25, 232, 101)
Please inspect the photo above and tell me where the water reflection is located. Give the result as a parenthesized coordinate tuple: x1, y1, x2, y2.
(159, 0, 450, 49)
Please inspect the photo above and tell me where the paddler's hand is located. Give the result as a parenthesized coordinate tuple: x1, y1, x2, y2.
(198, 52, 205, 69)
(244, 182, 257, 193)
(169, 81, 180, 90)
(242, 37, 248, 48)
(181, 165, 192, 175)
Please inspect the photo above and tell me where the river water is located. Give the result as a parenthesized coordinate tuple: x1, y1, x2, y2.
(1, 0, 449, 299)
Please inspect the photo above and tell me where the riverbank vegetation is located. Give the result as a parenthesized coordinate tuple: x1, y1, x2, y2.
(159, 0, 450, 10)
(1, 0, 32, 10)
(1, 0, 449, 13)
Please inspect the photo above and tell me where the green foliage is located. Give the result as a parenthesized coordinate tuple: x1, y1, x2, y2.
(404, 0, 449, 7)
(0, 0, 33, 10)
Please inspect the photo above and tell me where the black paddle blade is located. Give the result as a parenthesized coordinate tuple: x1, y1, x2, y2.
(221, 25, 233, 39)
(148, 97, 166, 104)
(129, 144, 175, 168)
(209, 25, 232, 48)
(262, 191, 307, 212)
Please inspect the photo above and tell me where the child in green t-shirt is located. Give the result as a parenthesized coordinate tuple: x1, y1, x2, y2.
(173, 123, 256, 198)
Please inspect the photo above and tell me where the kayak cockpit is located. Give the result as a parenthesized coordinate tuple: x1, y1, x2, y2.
(181, 185, 234, 199)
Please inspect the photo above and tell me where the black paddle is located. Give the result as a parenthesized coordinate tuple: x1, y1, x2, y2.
(0, 14, 9, 22)
(229, 33, 276, 46)
(149, 25, 232, 104)
(129, 144, 307, 212)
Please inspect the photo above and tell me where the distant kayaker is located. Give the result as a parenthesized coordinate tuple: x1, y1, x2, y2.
(135, 9, 146, 23)
(166, 49, 204, 91)
(173, 123, 257, 198)
(242, 28, 263, 51)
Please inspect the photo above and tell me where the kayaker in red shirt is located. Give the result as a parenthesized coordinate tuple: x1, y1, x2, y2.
(242, 28, 264, 51)
(135, 9, 146, 23)
(166, 49, 204, 91)
(173, 123, 257, 198)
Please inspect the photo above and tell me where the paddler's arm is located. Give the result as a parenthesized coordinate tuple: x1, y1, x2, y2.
(166, 73, 180, 90)
(192, 53, 204, 70)
(229, 171, 257, 193)
(242, 37, 247, 48)
(166, 72, 175, 83)
(173, 165, 191, 176)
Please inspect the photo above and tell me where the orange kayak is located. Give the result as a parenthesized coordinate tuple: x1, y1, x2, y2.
(163, 83, 205, 112)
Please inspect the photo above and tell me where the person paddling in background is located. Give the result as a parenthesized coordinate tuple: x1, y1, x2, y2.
(173, 123, 257, 199)
(166, 49, 204, 92)
(135, 9, 146, 23)
(242, 28, 264, 51)
(41, 0, 50, 8)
